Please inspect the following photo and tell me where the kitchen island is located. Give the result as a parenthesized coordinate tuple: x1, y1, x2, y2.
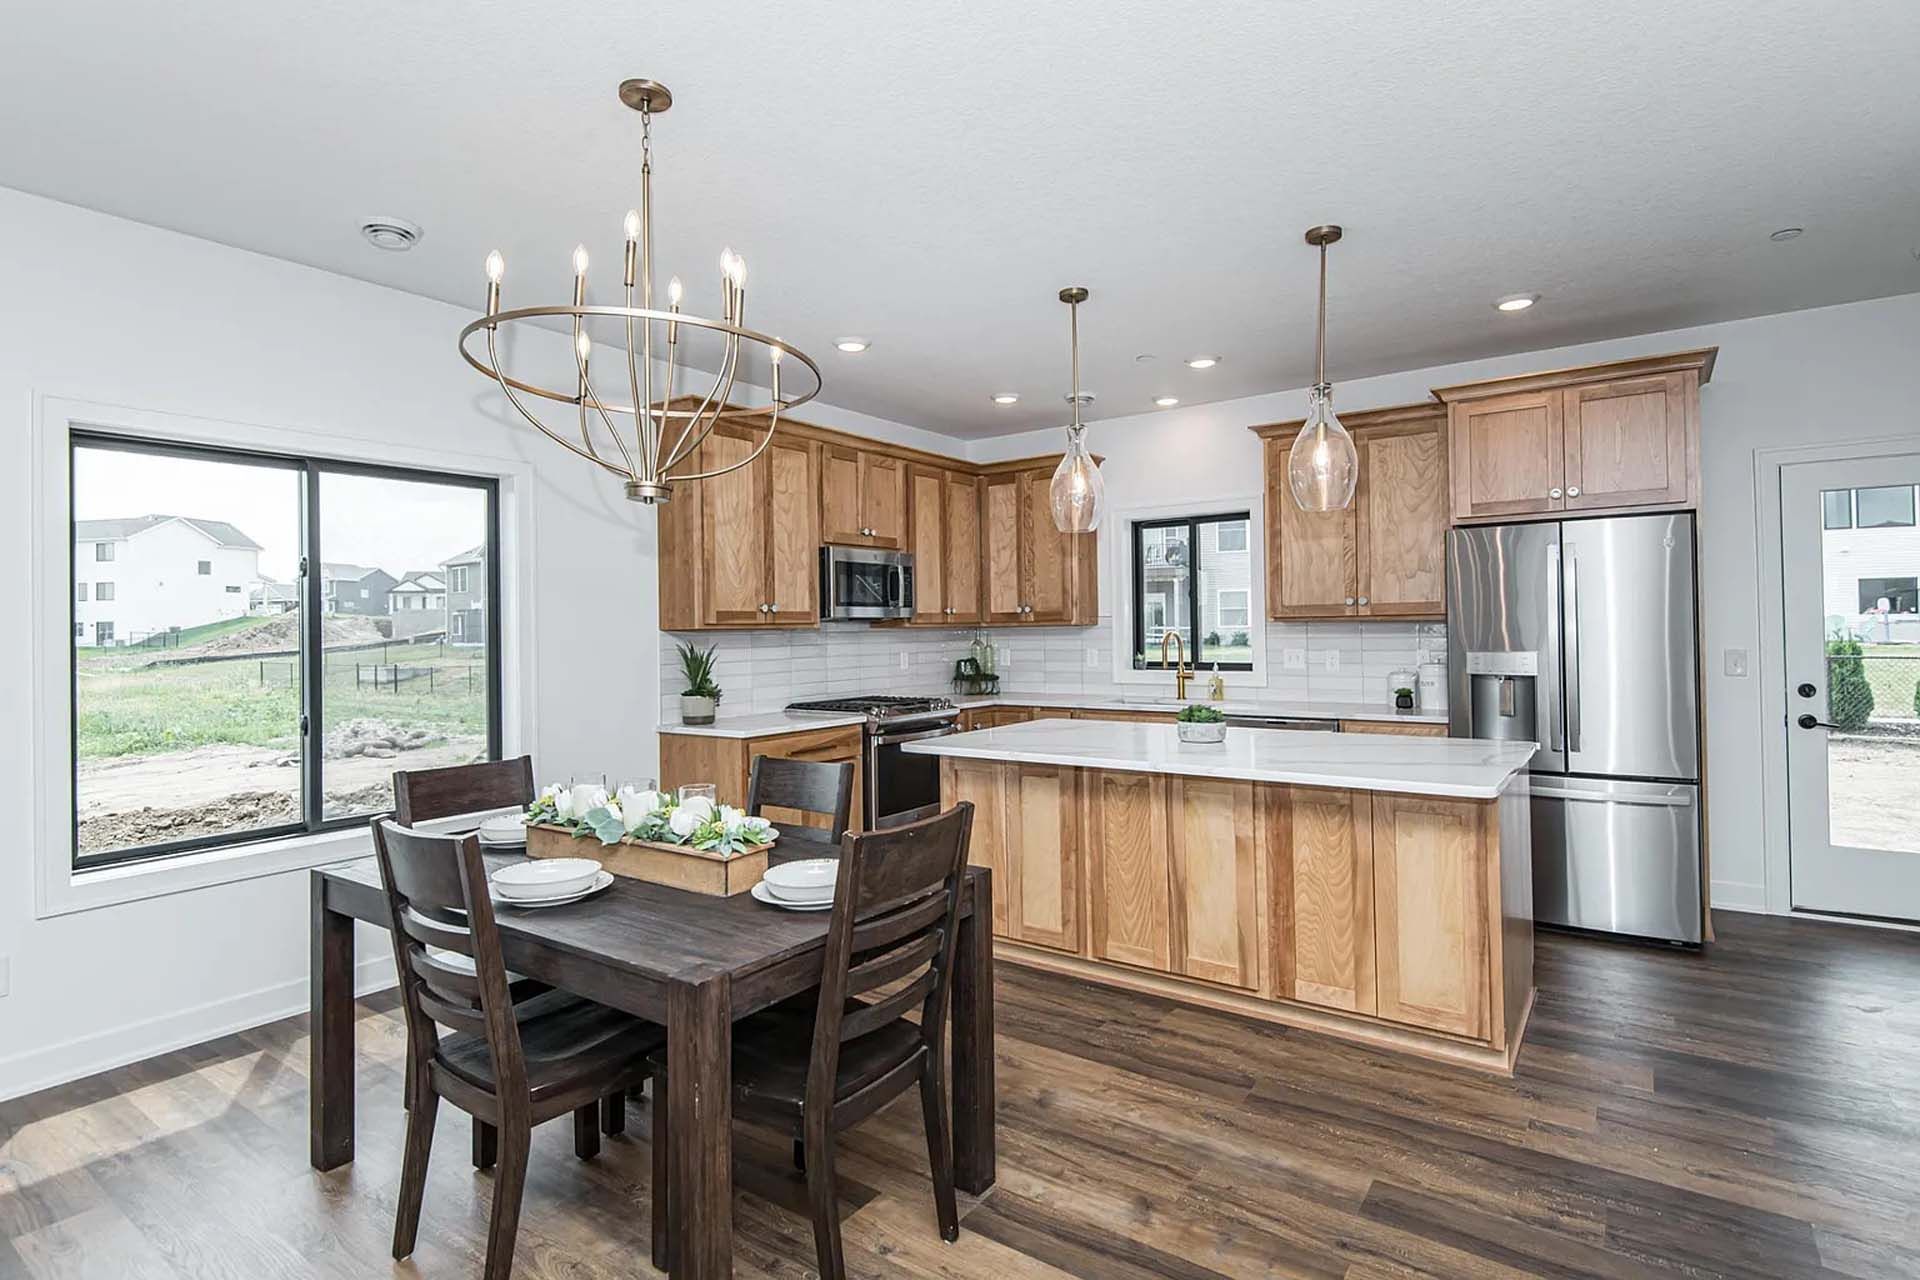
(906, 719, 1538, 1072)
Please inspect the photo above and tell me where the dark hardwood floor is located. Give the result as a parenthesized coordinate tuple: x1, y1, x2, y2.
(2, 910, 1917, 1278)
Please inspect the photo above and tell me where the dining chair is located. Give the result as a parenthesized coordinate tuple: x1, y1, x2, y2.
(745, 753, 856, 849)
(648, 802, 975, 1279)
(372, 819, 665, 1280)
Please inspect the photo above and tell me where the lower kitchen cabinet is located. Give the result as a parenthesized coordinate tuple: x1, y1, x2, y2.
(659, 724, 863, 837)
(943, 756, 1081, 952)
(1169, 777, 1262, 989)
(1339, 719, 1448, 737)
(1084, 769, 1173, 971)
(1370, 793, 1490, 1039)
(1265, 785, 1376, 1014)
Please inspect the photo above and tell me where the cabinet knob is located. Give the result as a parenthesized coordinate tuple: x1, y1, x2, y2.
(1344, 596, 1356, 606)
(1549, 487, 1564, 499)
(769, 604, 779, 614)
(1357, 596, 1369, 606)
(1567, 486, 1581, 497)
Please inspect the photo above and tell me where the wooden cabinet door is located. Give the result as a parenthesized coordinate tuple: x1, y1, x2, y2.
(1169, 777, 1261, 989)
(982, 473, 1024, 623)
(907, 464, 947, 623)
(1267, 435, 1357, 617)
(766, 435, 820, 624)
(752, 724, 863, 833)
(698, 428, 771, 625)
(1084, 770, 1172, 972)
(1372, 793, 1490, 1039)
(1266, 785, 1375, 1014)
(1018, 467, 1074, 622)
(969, 705, 1031, 730)
(861, 453, 907, 548)
(1561, 374, 1692, 511)
(1449, 390, 1565, 521)
(820, 445, 864, 543)
(941, 758, 1010, 937)
(1007, 764, 1081, 952)
(944, 472, 984, 624)
(1357, 425, 1446, 617)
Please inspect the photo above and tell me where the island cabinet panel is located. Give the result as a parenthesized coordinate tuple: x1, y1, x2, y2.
(1083, 769, 1173, 972)
(1371, 794, 1490, 1039)
(1008, 765, 1083, 953)
(943, 757, 1012, 937)
(1169, 778, 1262, 990)
(1265, 785, 1376, 1015)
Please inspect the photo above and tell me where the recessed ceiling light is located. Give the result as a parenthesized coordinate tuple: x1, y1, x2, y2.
(834, 337, 870, 353)
(1185, 356, 1220, 370)
(1494, 293, 1540, 313)
(1154, 396, 1180, 408)
(360, 216, 422, 251)
(1769, 227, 1804, 242)
(990, 392, 1019, 405)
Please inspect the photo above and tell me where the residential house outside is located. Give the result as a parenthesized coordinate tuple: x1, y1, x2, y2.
(73, 515, 261, 645)
(387, 569, 450, 640)
(322, 563, 396, 616)
(1139, 519, 1252, 648)
(440, 544, 487, 646)
(1822, 483, 1920, 643)
(248, 577, 298, 615)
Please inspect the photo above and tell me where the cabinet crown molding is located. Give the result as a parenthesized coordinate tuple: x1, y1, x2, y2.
(1249, 400, 1446, 440)
(1429, 347, 1717, 404)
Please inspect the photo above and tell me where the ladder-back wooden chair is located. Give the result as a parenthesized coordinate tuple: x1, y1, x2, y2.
(745, 754, 857, 852)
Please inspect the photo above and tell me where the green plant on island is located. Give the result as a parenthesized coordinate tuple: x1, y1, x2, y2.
(1176, 703, 1226, 724)
(677, 641, 723, 702)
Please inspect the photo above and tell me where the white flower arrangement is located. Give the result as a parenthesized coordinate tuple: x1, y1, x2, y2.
(526, 784, 776, 855)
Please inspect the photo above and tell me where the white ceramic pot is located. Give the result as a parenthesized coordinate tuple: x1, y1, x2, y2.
(1175, 720, 1228, 744)
(681, 694, 716, 725)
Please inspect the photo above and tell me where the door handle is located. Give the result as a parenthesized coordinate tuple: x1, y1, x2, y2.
(1564, 551, 1582, 754)
(1797, 713, 1840, 730)
(1545, 542, 1564, 753)
(1530, 783, 1693, 808)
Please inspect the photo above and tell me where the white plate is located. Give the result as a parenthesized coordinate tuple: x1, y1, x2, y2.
(494, 870, 613, 909)
(491, 857, 602, 900)
(762, 858, 838, 894)
(751, 880, 834, 912)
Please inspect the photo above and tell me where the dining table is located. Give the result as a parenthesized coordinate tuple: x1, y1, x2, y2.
(308, 837, 996, 1280)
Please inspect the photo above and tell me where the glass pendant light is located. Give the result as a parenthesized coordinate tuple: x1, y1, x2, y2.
(1287, 225, 1359, 512)
(1050, 286, 1105, 532)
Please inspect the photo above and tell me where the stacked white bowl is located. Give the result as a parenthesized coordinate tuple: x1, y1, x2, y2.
(478, 814, 528, 847)
(489, 857, 603, 904)
(759, 858, 839, 909)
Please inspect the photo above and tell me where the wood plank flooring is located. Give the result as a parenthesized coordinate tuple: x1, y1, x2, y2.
(3, 910, 1918, 1278)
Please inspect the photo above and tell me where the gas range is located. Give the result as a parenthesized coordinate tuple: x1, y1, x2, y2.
(785, 694, 957, 724)
(784, 695, 959, 828)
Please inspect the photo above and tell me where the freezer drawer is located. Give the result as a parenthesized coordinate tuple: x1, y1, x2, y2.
(1530, 776, 1702, 943)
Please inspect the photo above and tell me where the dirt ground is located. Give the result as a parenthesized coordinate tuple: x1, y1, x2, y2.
(1827, 735, 1920, 851)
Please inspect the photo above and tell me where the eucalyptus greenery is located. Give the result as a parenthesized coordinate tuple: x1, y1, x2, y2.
(678, 641, 722, 701)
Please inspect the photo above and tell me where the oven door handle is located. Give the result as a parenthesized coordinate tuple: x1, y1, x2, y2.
(871, 724, 959, 746)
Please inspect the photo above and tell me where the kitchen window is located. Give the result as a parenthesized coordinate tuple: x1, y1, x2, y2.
(70, 433, 501, 870)
(1131, 511, 1254, 670)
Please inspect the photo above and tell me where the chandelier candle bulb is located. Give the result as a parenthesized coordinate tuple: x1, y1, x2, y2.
(483, 249, 504, 317)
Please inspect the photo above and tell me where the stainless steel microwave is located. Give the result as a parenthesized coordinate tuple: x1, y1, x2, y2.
(820, 545, 914, 621)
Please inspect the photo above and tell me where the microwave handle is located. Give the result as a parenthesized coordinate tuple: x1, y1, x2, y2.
(890, 563, 907, 608)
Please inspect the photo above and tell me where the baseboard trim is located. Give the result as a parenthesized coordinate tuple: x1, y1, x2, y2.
(0, 955, 396, 1104)
(1710, 880, 1769, 914)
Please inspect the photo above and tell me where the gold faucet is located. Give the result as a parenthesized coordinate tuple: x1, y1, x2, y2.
(1160, 628, 1191, 700)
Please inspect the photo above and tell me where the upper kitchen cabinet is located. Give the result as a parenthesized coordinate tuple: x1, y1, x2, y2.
(821, 444, 906, 547)
(1434, 349, 1714, 523)
(1252, 402, 1449, 620)
(980, 462, 1100, 625)
(658, 417, 821, 629)
(905, 463, 984, 624)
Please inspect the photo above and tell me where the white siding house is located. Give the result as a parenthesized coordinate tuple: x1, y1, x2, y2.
(73, 515, 262, 645)
(1821, 484, 1920, 642)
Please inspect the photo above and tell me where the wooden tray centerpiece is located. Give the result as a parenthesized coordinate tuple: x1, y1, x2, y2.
(522, 785, 776, 897)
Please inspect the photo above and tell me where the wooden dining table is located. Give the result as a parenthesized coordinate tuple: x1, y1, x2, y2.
(308, 842, 995, 1279)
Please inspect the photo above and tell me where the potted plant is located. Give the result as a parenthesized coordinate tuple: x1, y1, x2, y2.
(1394, 685, 1417, 711)
(677, 641, 722, 725)
(1175, 702, 1227, 744)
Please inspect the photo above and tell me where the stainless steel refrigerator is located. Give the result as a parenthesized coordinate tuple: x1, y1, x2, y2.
(1447, 513, 1703, 944)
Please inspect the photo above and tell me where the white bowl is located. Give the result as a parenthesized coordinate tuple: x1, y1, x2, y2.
(764, 878, 836, 904)
(491, 857, 601, 900)
(480, 814, 528, 842)
(762, 858, 838, 898)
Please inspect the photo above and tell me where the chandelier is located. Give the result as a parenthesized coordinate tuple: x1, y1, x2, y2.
(458, 79, 822, 504)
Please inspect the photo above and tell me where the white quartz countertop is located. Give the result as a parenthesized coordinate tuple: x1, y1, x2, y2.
(657, 692, 1448, 739)
(902, 718, 1535, 799)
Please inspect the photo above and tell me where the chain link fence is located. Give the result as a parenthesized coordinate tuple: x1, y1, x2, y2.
(1827, 645, 1920, 729)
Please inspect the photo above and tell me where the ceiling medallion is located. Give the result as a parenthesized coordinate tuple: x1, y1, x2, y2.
(458, 78, 821, 504)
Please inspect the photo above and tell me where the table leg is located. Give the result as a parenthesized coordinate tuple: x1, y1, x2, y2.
(667, 973, 733, 1279)
(309, 873, 356, 1171)
(951, 871, 997, 1195)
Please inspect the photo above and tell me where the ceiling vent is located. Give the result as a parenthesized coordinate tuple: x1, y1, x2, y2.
(360, 217, 422, 251)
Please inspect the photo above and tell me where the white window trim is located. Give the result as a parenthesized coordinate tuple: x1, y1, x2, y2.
(30, 393, 541, 918)
(1108, 494, 1268, 688)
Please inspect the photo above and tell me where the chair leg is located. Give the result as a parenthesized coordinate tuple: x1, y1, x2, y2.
(601, 1091, 626, 1136)
(573, 1104, 601, 1160)
(483, 1124, 531, 1280)
(803, 1124, 845, 1280)
(792, 1137, 806, 1173)
(472, 1119, 497, 1170)
(391, 1085, 438, 1260)
(918, 1062, 960, 1243)
(649, 1068, 670, 1274)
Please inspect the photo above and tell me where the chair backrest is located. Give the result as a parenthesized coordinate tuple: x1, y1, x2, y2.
(746, 755, 856, 843)
(392, 756, 534, 827)
(807, 803, 973, 1113)
(371, 818, 528, 1098)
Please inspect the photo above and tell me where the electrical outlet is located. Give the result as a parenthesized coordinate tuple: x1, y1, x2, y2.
(1723, 648, 1749, 678)
(1283, 648, 1306, 672)
(0, 955, 10, 999)
(1322, 650, 1341, 674)
(997, 644, 1012, 668)
(1086, 648, 1101, 669)
(899, 651, 911, 672)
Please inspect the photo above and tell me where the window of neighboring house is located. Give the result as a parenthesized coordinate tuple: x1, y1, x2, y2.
(359, 587, 369, 599)
(71, 433, 501, 870)
(76, 582, 88, 603)
(1859, 576, 1919, 614)
(1855, 485, 1917, 529)
(224, 584, 241, 593)
(451, 613, 466, 641)
(95, 542, 114, 561)
(1822, 490, 1853, 530)
(1131, 511, 1254, 670)
(197, 560, 211, 575)
(449, 565, 470, 593)
(74, 622, 83, 638)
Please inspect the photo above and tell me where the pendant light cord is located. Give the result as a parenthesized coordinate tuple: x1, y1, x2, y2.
(1069, 298, 1083, 432)
(1314, 241, 1328, 394)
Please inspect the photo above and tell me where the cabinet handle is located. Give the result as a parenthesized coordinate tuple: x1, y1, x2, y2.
(1549, 487, 1564, 499)
(1567, 485, 1581, 497)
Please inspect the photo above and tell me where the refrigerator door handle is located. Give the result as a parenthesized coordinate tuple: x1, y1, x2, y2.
(1546, 542, 1565, 753)
(1530, 783, 1693, 808)
(1564, 550, 1582, 755)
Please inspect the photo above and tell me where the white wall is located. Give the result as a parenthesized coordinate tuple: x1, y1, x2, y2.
(969, 290, 1920, 913)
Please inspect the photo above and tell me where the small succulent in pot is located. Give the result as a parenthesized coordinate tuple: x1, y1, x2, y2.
(1175, 702, 1227, 743)
(678, 641, 723, 726)
(1394, 685, 1416, 711)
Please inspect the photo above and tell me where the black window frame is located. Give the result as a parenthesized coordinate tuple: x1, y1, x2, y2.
(69, 431, 504, 871)
(1131, 510, 1254, 672)
(1822, 490, 1853, 530)
(1854, 485, 1917, 530)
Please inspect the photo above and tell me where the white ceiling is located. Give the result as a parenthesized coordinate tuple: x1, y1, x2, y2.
(4, 1, 1917, 438)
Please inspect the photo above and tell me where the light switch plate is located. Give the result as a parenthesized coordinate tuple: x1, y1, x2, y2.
(1283, 648, 1307, 672)
(1723, 648, 1749, 678)
(997, 644, 1012, 668)
(898, 651, 911, 672)
(1086, 648, 1101, 669)
(1323, 651, 1341, 674)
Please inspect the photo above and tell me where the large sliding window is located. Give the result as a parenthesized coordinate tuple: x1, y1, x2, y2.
(70, 434, 501, 868)
(1131, 511, 1254, 671)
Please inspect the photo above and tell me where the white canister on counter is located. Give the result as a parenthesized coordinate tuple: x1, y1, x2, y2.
(1418, 661, 1447, 710)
